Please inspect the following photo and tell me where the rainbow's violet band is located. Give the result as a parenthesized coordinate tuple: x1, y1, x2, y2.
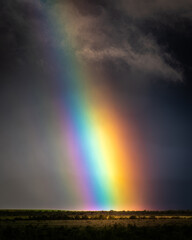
(35, 2, 145, 210)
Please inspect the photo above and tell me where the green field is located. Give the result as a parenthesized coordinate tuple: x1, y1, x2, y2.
(1, 210, 192, 239)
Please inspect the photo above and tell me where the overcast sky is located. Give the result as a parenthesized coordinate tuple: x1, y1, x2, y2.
(0, 0, 192, 210)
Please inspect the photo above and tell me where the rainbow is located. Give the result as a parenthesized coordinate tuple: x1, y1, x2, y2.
(32, 1, 146, 210)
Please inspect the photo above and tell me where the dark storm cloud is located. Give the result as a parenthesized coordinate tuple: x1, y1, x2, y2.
(1, 0, 191, 82)
(0, 0, 47, 76)
(49, 0, 186, 82)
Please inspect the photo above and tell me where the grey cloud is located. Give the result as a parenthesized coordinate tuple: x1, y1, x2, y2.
(53, 0, 183, 81)
(0, 0, 53, 79)
(117, 0, 192, 19)
(2, 0, 183, 81)
(0, 0, 187, 82)
(77, 46, 181, 81)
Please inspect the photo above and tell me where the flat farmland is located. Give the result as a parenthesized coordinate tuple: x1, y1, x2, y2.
(1, 218, 192, 227)
(1, 210, 192, 240)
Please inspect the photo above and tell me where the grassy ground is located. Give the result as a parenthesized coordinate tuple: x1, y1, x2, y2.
(0, 210, 192, 239)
